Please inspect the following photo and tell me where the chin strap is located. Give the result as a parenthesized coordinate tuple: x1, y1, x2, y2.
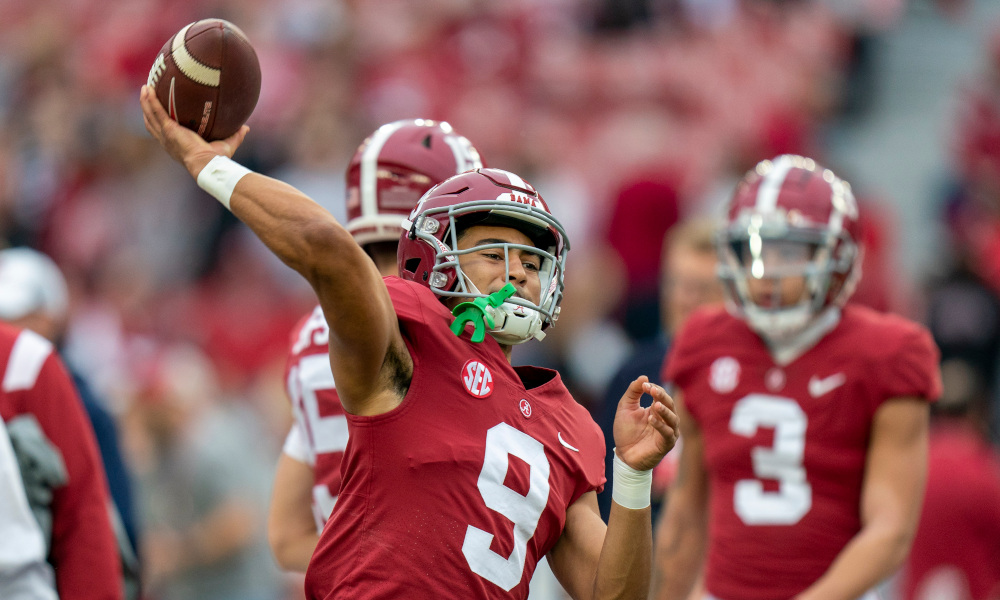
(450, 283, 516, 343)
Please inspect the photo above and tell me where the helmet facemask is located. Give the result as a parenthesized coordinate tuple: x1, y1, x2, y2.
(404, 198, 568, 345)
(718, 213, 860, 343)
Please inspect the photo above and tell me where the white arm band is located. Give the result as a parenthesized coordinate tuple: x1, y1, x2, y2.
(196, 155, 253, 210)
(611, 449, 653, 510)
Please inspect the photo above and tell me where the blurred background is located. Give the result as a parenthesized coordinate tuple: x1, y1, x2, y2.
(2, 0, 1000, 598)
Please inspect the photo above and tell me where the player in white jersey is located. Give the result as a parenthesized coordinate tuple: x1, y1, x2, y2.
(267, 119, 484, 571)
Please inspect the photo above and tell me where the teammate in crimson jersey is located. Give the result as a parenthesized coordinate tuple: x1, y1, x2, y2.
(651, 154, 942, 600)
(0, 321, 123, 600)
(900, 360, 1000, 600)
(141, 84, 678, 600)
(268, 119, 485, 572)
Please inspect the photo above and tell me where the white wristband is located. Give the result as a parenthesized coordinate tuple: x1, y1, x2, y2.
(611, 450, 652, 510)
(196, 155, 253, 210)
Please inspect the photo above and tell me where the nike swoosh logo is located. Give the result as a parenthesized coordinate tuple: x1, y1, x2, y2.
(558, 432, 579, 452)
(808, 372, 846, 398)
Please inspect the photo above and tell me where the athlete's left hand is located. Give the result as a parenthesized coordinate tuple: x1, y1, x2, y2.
(612, 376, 679, 472)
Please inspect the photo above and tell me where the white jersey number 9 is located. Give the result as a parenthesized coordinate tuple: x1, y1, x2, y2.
(463, 423, 550, 591)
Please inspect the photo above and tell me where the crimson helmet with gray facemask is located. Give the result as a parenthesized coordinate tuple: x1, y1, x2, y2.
(345, 119, 484, 247)
(398, 168, 569, 345)
(718, 154, 863, 341)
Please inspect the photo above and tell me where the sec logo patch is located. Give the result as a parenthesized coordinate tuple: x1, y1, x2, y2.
(462, 359, 493, 398)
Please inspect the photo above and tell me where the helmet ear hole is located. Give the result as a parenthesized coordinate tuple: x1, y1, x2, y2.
(403, 258, 422, 277)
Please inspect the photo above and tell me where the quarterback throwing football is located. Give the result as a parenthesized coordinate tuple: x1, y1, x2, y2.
(140, 85, 678, 600)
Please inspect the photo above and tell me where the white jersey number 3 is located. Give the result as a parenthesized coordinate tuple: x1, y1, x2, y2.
(463, 423, 550, 591)
(730, 394, 811, 525)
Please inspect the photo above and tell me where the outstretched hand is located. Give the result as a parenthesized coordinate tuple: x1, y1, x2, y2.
(613, 376, 679, 472)
(139, 85, 249, 178)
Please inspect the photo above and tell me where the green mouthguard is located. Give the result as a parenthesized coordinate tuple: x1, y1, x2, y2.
(450, 283, 517, 343)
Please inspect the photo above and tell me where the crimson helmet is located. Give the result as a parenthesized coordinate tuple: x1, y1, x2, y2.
(718, 154, 863, 340)
(345, 119, 484, 247)
(398, 168, 569, 344)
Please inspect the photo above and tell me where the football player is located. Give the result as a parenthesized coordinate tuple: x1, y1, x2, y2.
(0, 247, 140, 598)
(267, 118, 485, 572)
(0, 320, 123, 599)
(141, 85, 678, 600)
(651, 154, 942, 600)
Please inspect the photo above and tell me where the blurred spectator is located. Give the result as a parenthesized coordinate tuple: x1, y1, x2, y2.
(0, 246, 140, 598)
(946, 24, 1000, 297)
(172, 230, 312, 392)
(604, 172, 682, 341)
(900, 358, 1000, 600)
(849, 195, 906, 315)
(924, 260, 1000, 439)
(817, 0, 906, 122)
(126, 343, 284, 600)
(597, 217, 724, 523)
(0, 320, 123, 599)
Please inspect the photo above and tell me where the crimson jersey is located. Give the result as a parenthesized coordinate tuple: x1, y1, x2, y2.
(0, 323, 122, 600)
(284, 305, 347, 530)
(663, 304, 941, 600)
(304, 277, 605, 600)
(901, 423, 1000, 600)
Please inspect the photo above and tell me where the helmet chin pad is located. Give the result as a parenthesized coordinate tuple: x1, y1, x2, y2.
(488, 303, 546, 345)
(742, 303, 813, 342)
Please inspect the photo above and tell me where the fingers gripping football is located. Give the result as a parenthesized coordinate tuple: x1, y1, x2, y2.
(613, 376, 679, 472)
(140, 85, 248, 178)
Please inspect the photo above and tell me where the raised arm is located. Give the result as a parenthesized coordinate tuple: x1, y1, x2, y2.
(792, 397, 929, 600)
(140, 86, 409, 415)
(650, 390, 708, 600)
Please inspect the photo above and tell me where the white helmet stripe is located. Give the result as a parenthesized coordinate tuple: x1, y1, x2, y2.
(756, 156, 794, 213)
(500, 170, 527, 190)
(828, 193, 845, 235)
(360, 121, 410, 222)
(827, 178, 854, 236)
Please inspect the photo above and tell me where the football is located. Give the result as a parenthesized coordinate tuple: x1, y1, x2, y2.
(147, 19, 261, 141)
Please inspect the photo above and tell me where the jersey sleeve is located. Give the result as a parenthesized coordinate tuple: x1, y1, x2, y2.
(282, 422, 312, 465)
(384, 276, 431, 324)
(581, 417, 607, 497)
(30, 352, 123, 599)
(879, 323, 942, 405)
(662, 311, 707, 422)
